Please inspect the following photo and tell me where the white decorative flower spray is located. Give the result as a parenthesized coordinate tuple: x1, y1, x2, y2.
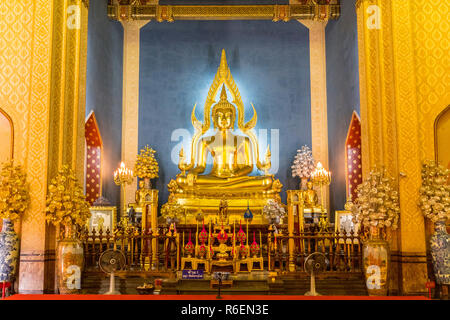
(352, 167, 400, 235)
(263, 199, 286, 231)
(291, 145, 315, 189)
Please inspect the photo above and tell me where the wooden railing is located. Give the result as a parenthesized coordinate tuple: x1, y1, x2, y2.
(80, 228, 179, 272)
(269, 231, 362, 273)
(80, 228, 361, 275)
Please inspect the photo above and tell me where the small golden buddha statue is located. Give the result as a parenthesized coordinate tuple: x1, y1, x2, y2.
(216, 243, 230, 260)
(303, 181, 319, 209)
(219, 198, 228, 219)
(135, 180, 145, 204)
(97, 216, 104, 231)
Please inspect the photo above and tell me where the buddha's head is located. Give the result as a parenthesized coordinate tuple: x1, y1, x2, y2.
(307, 181, 314, 190)
(212, 85, 236, 130)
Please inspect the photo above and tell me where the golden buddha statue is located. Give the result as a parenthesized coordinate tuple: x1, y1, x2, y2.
(167, 50, 282, 223)
(176, 85, 273, 191)
(303, 181, 319, 209)
(97, 216, 104, 231)
(135, 180, 145, 204)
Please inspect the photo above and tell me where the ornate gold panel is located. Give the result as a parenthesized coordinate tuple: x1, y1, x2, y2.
(107, 3, 340, 22)
(411, 0, 450, 161)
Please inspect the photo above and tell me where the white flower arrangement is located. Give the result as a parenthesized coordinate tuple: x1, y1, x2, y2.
(291, 145, 315, 183)
(263, 199, 286, 226)
(419, 161, 450, 223)
(352, 167, 400, 231)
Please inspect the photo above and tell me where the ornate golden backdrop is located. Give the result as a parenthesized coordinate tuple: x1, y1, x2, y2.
(0, 0, 448, 295)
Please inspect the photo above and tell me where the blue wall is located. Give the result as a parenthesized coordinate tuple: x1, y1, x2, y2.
(85, 0, 124, 207)
(139, 21, 311, 206)
(326, 0, 360, 218)
(84, 2, 360, 213)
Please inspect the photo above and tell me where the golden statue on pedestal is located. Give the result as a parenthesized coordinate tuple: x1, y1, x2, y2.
(303, 181, 319, 209)
(167, 50, 282, 223)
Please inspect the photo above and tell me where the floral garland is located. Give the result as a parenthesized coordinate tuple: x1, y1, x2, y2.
(352, 167, 400, 232)
(419, 161, 450, 223)
(134, 145, 159, 180)
(0, 161, 30, 221)
(45, 165, 91, 228)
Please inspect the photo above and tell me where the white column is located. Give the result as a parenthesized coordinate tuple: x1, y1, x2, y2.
(121, 20, 149, 215)
(299, 20, 330, 213)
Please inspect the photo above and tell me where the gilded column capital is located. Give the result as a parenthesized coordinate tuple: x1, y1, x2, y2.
(120, 19, 150, 30)
(297, 19, 328, 30)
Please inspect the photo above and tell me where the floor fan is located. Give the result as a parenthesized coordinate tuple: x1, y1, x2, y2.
(304, 252, 329, 296)
(99, 249, 126, 295)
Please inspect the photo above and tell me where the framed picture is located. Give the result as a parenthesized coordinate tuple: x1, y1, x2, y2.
(88, 206, 117, 234)
(335, 210, 359, 237)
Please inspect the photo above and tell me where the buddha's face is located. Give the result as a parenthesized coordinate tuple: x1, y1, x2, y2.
(214, 108, 234, 130)
(307, 181, 313, 190)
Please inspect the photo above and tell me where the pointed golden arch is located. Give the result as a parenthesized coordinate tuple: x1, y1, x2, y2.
(0, 107, 14, 162)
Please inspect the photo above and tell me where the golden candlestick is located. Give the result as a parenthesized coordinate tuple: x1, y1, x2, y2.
(311, 162, 331, 209)
(114, 161, 134, 219)
(196, 221, 199, 248)
(233, 220, 236, 258)
(311, 162, 331, 231)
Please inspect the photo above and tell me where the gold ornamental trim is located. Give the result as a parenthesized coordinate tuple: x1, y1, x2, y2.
(108, 4, 340, 22)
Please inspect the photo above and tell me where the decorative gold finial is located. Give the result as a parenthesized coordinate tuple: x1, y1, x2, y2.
(220, 85, 228, 101)
(219, 49, 228, 76)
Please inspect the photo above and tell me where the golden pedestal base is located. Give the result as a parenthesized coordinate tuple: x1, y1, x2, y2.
(236, 257, 264, 273)
(180, 256, 264, 274)
(181, 257, 210, 272)
(169, 190, 281, 225)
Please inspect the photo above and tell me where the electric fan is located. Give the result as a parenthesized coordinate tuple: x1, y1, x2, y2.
(98, 249, 126, 295)
(304, 252, 329, 296)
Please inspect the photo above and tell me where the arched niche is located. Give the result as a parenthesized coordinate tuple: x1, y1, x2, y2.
(434, 105, 450, 179)
(345, 111, 362, 202)
(0, 108, 13, 164)
(85, 111, 103, 205)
